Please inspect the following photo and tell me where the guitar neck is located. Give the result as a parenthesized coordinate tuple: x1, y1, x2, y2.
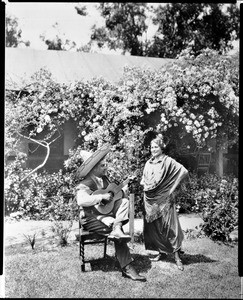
(113, 178, 130, 195)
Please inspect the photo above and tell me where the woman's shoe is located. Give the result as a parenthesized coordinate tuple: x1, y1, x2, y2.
(175, 258, 184, 271)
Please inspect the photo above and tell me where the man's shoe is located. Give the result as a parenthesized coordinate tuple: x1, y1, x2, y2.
(122, 264, 146, 282)
(108, 226, 131, 242)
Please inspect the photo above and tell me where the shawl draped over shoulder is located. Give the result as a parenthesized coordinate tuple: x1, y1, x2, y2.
(141, 155, 188, 223)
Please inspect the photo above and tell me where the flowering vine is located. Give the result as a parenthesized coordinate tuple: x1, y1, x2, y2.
(5, 49, 238, 181)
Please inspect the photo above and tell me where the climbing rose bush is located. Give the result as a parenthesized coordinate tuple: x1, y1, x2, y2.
(5, 48, 238, 224)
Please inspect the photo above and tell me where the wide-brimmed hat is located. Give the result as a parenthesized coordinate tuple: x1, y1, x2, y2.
(77, 143, 111, 178)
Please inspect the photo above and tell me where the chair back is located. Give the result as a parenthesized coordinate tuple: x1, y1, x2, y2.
(197, 152, 211, 175)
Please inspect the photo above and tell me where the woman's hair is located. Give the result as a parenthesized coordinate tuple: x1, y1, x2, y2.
(151, 134, 166, 149)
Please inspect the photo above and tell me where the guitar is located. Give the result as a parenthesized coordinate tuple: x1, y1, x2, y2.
(93, 177, 135, 214)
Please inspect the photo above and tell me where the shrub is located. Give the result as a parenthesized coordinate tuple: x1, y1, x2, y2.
(200, 176, 238, 242)
(51, 220, 73, 246)
(173, 172, 237, 213)
(173, 172, 199, 213)
(23, 233, 37, 250)
(5, 156, 78, 221)
(5, 153, 29, 215)
(173, 173, 238, 241)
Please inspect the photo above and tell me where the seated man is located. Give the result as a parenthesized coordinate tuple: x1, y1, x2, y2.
(75, 143, 146, 282)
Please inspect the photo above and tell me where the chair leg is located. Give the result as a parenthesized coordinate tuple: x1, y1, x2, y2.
(80, 238, 85, 272)
(81, 263, 85, 272)
(103, 237, 107, 258)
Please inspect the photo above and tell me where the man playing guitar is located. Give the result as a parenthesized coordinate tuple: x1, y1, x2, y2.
(75, 143, 146, 282)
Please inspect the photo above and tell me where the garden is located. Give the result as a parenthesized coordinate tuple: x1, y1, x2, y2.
(4, 48, 239, 298)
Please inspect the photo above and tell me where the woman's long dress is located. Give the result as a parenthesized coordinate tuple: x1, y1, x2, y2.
(141, 155, 188, 254)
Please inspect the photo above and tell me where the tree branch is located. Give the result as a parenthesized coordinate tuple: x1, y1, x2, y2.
(17, 130, 60, 183)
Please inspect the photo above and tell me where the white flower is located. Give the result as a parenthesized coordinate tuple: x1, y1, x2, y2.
(4, 178, 11, 190)
(185, 125, 192, 132)
(190, 113, 196, 119)
(84, 135, 90, 141)
(37, 127, 43, 133)
(81, 130, 86, 136)
(39, 90, 45, 99)
(44, 115, 51, 123)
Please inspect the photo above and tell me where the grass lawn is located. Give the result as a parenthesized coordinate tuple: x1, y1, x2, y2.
(4, 220, 240, 298)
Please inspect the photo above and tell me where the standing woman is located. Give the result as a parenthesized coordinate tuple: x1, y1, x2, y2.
(140, 134, 189, 271)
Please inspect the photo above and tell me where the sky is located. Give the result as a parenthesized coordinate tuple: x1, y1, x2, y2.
(5, 2, 159, 54)
(5, 2, 239, 54)
(6, 2, 105, 50)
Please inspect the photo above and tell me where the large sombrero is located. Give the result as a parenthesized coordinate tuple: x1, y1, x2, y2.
(77, 143, 111, 178)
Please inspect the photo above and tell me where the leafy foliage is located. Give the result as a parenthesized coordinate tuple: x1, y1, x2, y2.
(90, 3, 148, 55)
(5, 159, 78, 221)
(89, 3, 239, 58)
(51, 220, 74, 246)
(23, 233, 37, 250)
(39, 23, 77, 51)
(6, 14, 30, 48)
(150, 3, 239, 58)
(199, 176, 238, 242)
(174, 173, 238, 242)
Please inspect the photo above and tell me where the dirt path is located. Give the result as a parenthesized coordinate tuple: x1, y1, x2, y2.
(4, 219, 79, 247)
(4, 213, 203, 247)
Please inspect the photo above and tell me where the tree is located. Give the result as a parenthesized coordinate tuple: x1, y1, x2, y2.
(5, 68, 64, 183)
(74, 4, 88, 17)
(6, 14, 30, 47)
(87, 3, 239, 58)
(89, 3, 149, 55)
(40, 22, 76, 51)
(149, 3, 240, 58)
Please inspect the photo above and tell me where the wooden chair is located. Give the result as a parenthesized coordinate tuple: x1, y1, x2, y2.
(78, 211, 110, 272)
(77, 188, 136, 272)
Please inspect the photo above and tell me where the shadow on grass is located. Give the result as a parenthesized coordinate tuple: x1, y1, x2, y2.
(160, 253, 217, 265)
(90, 254, 152, 273)
(181, 253, 217, 265)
